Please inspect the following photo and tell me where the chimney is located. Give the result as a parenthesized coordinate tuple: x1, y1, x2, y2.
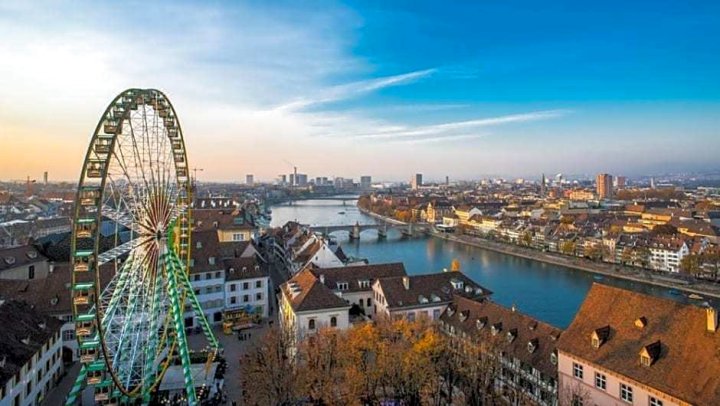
(707, 307, 717, 333)
(320, 275, 325, 284)
(402, 276, 410, 290)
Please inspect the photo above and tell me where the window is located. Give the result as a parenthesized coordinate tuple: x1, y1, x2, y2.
(28, 265, 35, 280)
(330, 316, 337, 327)
(595, 372, 606, 390)
(433, 308, 441, 320)
(193, 274, 200, 281)
(571, 394, 584, 406)
(230, 284, 236, 292)
(205, 273, 212, 280)
(256, 280, 262, 288)
(243, 295, 249, 303)
(214, 271, 221, 278)
(573, 363, 584, 380)
(337, 282, 349, 290)
(649, 397, 663, 406)
(233, 233, 245, 241)
(308, 319, 315, 330)
(62, 330, 75, 341)
(640, 354, 651, 367)
(243, 282, 249, 290)
(620, 383, 633, 403)
(209, 257, 216, 265)
(230, 297, 236, 305)
(592, 337, 600, 348)
(407, 312, 415, 322)
(256, 292, 262, 301)
(366, 298, 371, 307)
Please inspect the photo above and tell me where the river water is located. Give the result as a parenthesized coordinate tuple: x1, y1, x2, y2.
(270, 198, 697, 328)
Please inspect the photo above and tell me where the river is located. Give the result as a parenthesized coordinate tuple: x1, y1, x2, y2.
(270, 198, 698, 328)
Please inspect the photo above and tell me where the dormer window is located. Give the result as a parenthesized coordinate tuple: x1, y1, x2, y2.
(491, 323, 502, 336)
(550, 351, 558, 365)
(639, 340, 662, 367)
(196, 241, 202, 249)
(447, 305, 456, 317)
(635, 317, 647, 329)
(459, 310, 469, 322)
(337, 282, 349, 291)
(591, 326, 610, 349)
(431, 293, 441, 302)
(450, 278, 464, 290)
(208, 257, 216, 265)
(476, 317, 487, 330)
(506, 329, 517, 342)
(418, 295, 429, 304)
(527, 339, 538, 353)
(359, 280, 370, 289)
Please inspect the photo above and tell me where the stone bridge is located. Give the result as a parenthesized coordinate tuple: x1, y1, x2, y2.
(308, 221, 431, 240)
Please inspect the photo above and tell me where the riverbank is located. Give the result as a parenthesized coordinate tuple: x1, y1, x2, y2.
(356, 204, 720, 301)
(432, 231, 720, 301)
(357, 206, 408, 226)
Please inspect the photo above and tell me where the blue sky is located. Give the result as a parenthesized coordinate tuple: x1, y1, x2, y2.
(0, 1, 718, 182)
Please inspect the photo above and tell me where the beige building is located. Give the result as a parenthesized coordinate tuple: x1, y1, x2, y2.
(596, 173, 613, 200)
(557, 283, 720, 406)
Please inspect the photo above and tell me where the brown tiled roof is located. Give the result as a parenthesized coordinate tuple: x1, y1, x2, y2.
(281, 268, 350, 312)
(440, 296, 562, 378)
(223, 257, 268, 281)
(310, 262, 406, 293)
(189, 230, 254, 274)
(0, 300, 63, 387)
(193, 208, 254, 231)
(557, 283, 720, 405)
(0, 263, 115, 316)
(0, 245, 48, 272)
(376, 271, 491, 310)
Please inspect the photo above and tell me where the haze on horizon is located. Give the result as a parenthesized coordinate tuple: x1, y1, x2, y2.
(0, 1, 719, 183)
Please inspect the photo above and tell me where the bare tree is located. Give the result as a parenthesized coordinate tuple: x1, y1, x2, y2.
(240, 326, 300, 405)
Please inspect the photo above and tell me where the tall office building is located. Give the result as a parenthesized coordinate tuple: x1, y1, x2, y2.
(43, 171, 48, 185)
(245, 174, 254, 186)
(296, 174, 308, 186)
(596, 173, 613, 199)
(540, 173, 546, 197)
(411, 173, 423, 190)
(289, 173, 295, 186)
(615, 175, 626, 189)
(360, 176, 372, 189)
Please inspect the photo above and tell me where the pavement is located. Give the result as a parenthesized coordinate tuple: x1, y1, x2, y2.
(186, 322, 271, 405)
(42, 362, 81, 406)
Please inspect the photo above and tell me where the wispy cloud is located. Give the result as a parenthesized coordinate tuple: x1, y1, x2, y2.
(274, 68, 436, 111)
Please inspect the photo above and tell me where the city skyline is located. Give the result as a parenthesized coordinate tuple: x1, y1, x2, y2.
(1, 1, 719, 182)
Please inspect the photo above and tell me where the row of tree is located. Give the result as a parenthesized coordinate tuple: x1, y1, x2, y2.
(240, 318, 509, 405)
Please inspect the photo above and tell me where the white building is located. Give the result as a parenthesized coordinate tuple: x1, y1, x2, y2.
(648, 237, 689, 273)
(0, 301, 64, 406)
(279, 269, 351, 343)
(373, 271, 491, 321)
(289, 234, 344, 274)
(223, 257, 270, 319)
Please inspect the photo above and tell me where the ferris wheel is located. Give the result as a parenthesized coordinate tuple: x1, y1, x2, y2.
(66, 89, 218, 405)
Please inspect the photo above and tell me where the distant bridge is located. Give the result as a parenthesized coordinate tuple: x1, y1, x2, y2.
(308, 221, 431, 240)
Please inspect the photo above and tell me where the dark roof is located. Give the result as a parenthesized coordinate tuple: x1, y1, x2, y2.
(557, 283, 720, 405)
(0, 300, 63, 387)
(376, 271, 491, 310)
(193, 208, 254, 231)
(189, 230, 254, 274)
(440, 296, 562, 378)
(0, 245, 48, 272)
(223, 257, 268, 281)
(310, 262, 407, 293)
(281, 268, 350, 313)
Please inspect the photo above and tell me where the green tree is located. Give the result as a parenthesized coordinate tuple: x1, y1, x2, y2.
(680, 254, 702, 276)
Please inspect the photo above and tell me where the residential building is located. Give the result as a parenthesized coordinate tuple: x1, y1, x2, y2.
(648, 236, 689, 273)
(289, 234, 344, 273)
(557, 283, 720, 405)
(615, 176, 627, 189)
(596, 173, 613, 200)
(373, 271, 491, 320)
(223, 256, 270, 319)
(439, 296, 561, 406)
(0, 300, 63, 406)
(309, 262, 407, 318)
(245, 174, 254, 186)
(0, 245, 49, 281)
(279, 268, 351, 343)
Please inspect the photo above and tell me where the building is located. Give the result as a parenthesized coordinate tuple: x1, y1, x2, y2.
(223, 256, 270, 319)
(245, 174, 254, 186)
(279, 174, 287, 185)
(360, 176, 372, 189)
(615, 175, 627, 189)
(648, 236, 689, 273)
(372, 271, 491, 320)
(0, 300, 63, 406)
(0, 245, 49, 281)
(296, 174, 308, 187)
(309, 262, 406, 318)
(596, 173, 613, 200)
(411, 173, 423, 190)
(279, 268, 351, 343)
(557, 283, 720, 405)
(439, 296, 561, 406)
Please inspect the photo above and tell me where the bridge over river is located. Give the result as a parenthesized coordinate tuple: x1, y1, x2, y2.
(308, 221, 432, 240)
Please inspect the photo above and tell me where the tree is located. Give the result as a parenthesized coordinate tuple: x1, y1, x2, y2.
(240, 326, 300, 405)
(560, 240, 576, 256)
(584, 244, 602, 261)
(298, 328, 347, 404)
(520, 231, 533, 247)
(680, 254, 702, 276)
